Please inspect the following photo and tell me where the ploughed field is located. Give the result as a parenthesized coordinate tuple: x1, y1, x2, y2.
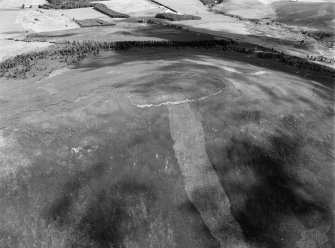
(0, 48, 334, 248)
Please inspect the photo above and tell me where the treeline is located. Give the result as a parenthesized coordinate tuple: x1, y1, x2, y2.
(0, 50, 49, 78)
(155, 13, 201, 21)
(212, 9, 259, 23)
(39, 0, 97, 9)
(307, 54, 334, 64)
(0, 40, 233, 78)
(1, 40, 334, 78)
(255, 51, 334, 75)
(93, 4, 129, 18)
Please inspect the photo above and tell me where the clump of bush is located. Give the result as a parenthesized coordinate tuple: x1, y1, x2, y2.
(199, 0, 223, 5)
(155, 13, 201, 21)
(93, 3, 129, 18)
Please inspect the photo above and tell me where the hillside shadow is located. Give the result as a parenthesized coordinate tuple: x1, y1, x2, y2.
(70, 45, 334, 96)
(212, 116, 334, 247)
(44, 161, 157, 248)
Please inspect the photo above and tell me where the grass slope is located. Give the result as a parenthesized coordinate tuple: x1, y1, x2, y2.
(273, 2, 335, 30)
(0, 48, 333, 248)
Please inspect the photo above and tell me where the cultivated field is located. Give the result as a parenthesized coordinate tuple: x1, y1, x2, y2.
(25, 23, 217, 42)
(17, 8, 79, 33)
(61, 7, 116, 22)
(93, 0, 168, 16)
(0, 0, 77, 61)
(0, 39, 50, 62)
(214, 0, 335, 30)
(213, 0, 276, 19)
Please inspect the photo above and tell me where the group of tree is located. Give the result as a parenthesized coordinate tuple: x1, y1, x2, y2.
(155, 13, 201, 21)
(1, 39, 334, 78)
(39, 0, 105, 9)
(307, 55, 334, 64)
(213, 10, 259, 24)
(199, 0, 223, 6)
(256, 51, 334, 75)
(93, 4, 129, 18)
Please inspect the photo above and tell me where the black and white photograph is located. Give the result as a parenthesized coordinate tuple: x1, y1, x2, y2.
(0, 0, 334, 247)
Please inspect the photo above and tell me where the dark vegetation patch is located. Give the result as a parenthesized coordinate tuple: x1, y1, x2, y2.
(155, 13, 201, 21)
(0, 40, 232, 79)
(304, 30, 335, 50)
(212, 9, 260, 23)
(93, 3, 130, 18)
(39, 0, 100, 9)
(48, 174, 159, 248)
(204, 112, 335, 247)
(74, 18, 115, 28)
(199, 0, 223, 5)
(228, 131, 333, 247)
(1, 39, 334, 80)
(39, 0, 129, 19)
(0, 110, 220, 248)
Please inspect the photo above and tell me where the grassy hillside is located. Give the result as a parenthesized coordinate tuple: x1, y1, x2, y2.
(0, 47, 333, 248)
(213, 0, 275, 19)
(273, 2, 335, 30)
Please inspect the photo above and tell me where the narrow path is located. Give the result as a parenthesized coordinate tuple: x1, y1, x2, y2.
(168, 102, 248, 248)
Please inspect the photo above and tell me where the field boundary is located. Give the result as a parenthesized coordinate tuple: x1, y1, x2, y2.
(74, 19, 116, 28)
(147, 0, 177, 13)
